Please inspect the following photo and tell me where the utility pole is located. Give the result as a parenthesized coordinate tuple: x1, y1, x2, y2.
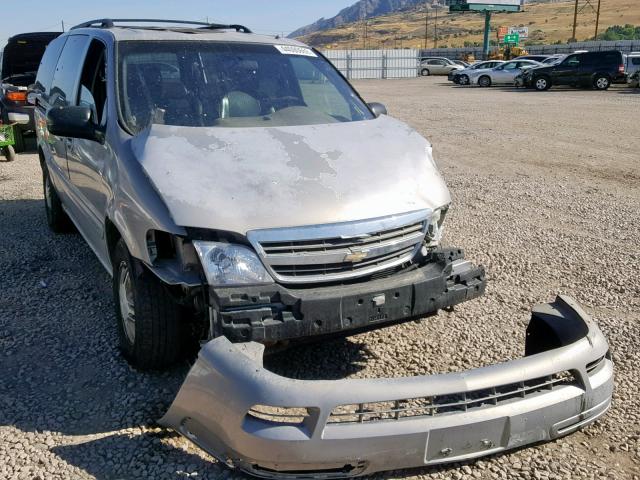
(594, 0, 602, 38)
(571, 0, 579, 41)
(433, 5, 438, 48)
(424, 0, 429, 50)
(362, 19, 368, 50)
(61, 20, 65, 32)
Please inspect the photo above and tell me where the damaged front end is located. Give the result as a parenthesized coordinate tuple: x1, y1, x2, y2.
(161, 295, 613, 478)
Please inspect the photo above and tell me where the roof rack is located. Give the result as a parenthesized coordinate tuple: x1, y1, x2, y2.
(70, 19, 252, 33)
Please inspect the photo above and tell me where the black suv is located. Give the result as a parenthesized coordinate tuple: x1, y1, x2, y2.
(523, 50, 625, 91)
(0, 32, 61, 151)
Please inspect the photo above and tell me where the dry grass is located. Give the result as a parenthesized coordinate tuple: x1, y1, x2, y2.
(297, 0, 640, 50)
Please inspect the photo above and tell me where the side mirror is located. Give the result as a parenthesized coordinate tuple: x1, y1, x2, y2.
(47, 106, 104, 143)
(368, 102, 387, 118)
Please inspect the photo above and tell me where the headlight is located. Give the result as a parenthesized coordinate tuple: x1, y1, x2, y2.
(193, 241, 274, 287)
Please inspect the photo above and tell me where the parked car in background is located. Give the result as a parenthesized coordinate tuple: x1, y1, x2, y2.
(0, 32, 61, 152)
(522, 50, 626, 91)
(628, 70, 640, 88)
(449, 60, 505, 85)
(624, 52, 640, 76)
(513, 55, 551, 63)
(420, 57, 464, 76)
(541, 54, 566, 65)
(452, 59, 469, 67)
(469, 60, 542, 87)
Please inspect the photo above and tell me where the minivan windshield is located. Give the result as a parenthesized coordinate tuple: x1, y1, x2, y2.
(117, 41, 374, 133)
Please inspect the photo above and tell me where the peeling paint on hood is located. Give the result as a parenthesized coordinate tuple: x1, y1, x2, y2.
(131, 115, 451, 234)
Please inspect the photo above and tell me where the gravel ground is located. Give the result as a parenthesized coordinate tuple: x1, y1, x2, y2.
(1, 78, 638, 479)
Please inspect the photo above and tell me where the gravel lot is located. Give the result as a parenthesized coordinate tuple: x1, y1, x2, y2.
(1, 78, 638, 479)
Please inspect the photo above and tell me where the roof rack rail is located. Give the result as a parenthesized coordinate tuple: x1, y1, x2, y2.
(70, 19, 252, 33)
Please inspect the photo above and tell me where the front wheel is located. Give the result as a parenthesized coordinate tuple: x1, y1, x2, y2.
(459, 74, 470, 85)
(421, 68, 430, 77)
(43, 166, 72, 232)
(113, 239, 185, 370)
(594, 75, 610, 90)
(478, 76, 491, 87)
(534, 76, 551, 91)
(2, 145, 15, 162)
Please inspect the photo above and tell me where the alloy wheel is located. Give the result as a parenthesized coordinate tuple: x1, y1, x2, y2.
(536, 78, 548, 90)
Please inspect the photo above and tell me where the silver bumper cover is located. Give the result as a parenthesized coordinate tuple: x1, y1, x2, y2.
(161, 296, 613, 478)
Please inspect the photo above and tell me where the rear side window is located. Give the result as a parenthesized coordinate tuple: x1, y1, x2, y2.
(632, 57, 640, 66)
(50, 35, 90, 105)
(601, 52, 622, 65)
(34, 36, 66, 93)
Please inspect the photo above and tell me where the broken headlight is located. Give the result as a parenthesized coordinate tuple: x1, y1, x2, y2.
(193, 241, 274, 287)
(426, 207, 448, 247)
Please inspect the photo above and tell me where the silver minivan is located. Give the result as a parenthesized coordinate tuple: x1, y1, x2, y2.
(34, 20, 484, 369)
(33, 19, 612, 479)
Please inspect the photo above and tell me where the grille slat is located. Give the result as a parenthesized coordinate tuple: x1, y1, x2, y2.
(248, 211, 430, 284)
(261, 223, 425, 254)
(328, 372, 577, 424)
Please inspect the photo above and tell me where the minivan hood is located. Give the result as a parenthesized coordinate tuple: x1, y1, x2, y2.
(131, 116, 451, 234)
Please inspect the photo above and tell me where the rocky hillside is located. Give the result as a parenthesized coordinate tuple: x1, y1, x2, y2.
(293, 0, 638, 49)
(288, 0, 434, 38)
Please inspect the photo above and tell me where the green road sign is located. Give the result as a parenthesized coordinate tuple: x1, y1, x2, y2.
(503, 33, 520, 44)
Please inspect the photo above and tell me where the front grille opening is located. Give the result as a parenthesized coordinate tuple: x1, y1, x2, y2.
(272, 245, 415, 277)
(260, 222, 425, 254)
(586, 355, 607, 375)
(252, 461, 365, 478)
(328, 371, 577, 424)
(254, 215, 429, 283)
(247, 405, 310, 425)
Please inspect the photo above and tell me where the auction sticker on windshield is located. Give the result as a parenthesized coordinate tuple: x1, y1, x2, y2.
(274, 45, 317, 57)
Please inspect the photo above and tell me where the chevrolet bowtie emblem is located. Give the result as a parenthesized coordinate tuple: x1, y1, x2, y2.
(344, 250, 369, 263)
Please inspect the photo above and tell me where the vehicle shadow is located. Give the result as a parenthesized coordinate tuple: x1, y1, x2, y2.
(266, 337, 371, 380)
(50, 431, 229, 479)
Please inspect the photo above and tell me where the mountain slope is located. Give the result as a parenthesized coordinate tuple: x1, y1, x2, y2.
(288, 0, 431, 38)
(294, 0, 639, 49)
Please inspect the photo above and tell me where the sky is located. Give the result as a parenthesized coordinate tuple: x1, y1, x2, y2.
(0, 0, 356, 46)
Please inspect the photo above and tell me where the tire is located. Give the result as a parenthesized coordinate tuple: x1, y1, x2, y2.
(13, 130, 25, 153)
(421, 68, 430, 77)
(478, 76, 491, 87)
(113, 238, 184, 370)
(534, 76, 551, 91)
(42, 166, 72, 232)
(593, 75, 610, 90)
(459, 74, 470, 86)
(2, 145, 15, 162)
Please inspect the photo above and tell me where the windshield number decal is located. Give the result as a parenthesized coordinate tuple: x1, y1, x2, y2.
(274, 45, 317, 57)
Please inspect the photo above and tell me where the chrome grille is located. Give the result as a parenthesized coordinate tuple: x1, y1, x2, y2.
(247, 210, 430, 284)
(328, 371, 578, 424)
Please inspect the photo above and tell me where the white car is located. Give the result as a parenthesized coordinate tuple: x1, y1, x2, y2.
(468, 60, 542, 87)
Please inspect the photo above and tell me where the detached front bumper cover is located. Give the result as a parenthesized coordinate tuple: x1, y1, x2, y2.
(161, 295, 613, 478)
